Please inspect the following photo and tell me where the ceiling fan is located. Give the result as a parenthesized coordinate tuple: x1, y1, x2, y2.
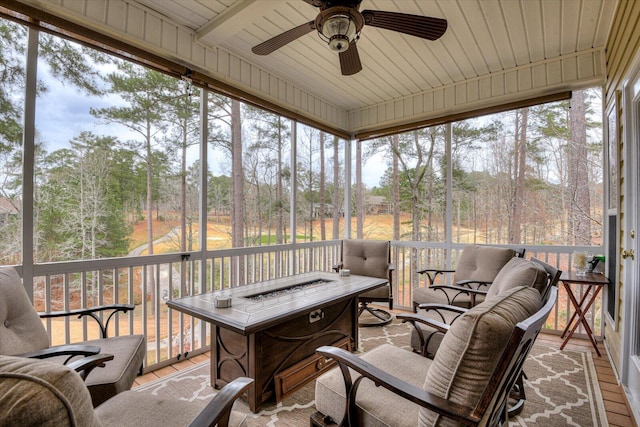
(251, 0, 447, 76)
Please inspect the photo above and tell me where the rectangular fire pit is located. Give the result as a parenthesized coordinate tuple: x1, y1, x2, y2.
(167, 271, 387, 412)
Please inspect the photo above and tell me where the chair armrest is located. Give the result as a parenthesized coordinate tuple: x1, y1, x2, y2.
(67, 353, 114, 380)
(416, 268, 455, 275)
(416, 303, 468, 313)
(455, 279, 492, 289)
(416, 303, 469, 319)
(188, 377, 254, 427)
(415, 269, 454, 287)
(397, 313, 454, 357)
(316, 346, 480, 426)
(19, 344, 102, 365)
(428, 284, 488, 306)
(397, 313, 451, 334)
(39, 304, 136, 338)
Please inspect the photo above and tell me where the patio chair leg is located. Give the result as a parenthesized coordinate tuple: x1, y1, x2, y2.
(358, 302, 393, 327)
(508, 371, 527, 417)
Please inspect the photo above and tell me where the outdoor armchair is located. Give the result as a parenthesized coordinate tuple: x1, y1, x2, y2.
(333, 239, 394, 326)
(399, 257, 561, 417)
(311, 285, 557, 427)
(413, 245, 525, 311)
(0, 267, 145, 406)
(0, 354, 253, 427)
(402, 257, 559, 358)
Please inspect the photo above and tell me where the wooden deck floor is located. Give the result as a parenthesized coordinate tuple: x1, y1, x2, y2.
(134, 333, 637, 427)
(535, 333, 637, 427)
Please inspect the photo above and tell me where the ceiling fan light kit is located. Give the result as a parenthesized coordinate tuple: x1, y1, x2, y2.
(251, 0, 447, 75)
(317, 7, 363, 53)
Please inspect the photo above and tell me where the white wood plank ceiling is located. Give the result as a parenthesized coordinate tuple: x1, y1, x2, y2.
(10, 0, 617, 138)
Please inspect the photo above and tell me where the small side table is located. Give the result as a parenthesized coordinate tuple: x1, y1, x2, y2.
(559, 271, 609, 356)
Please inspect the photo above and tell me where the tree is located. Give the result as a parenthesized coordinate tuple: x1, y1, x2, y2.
(510, 108, 528, 244)
(91, 64, 176, 311)
(568, 90, 591, 245)
(244, 106, 290, 244)
(0, 21, 111, 263)
(164, 81, 200, 253)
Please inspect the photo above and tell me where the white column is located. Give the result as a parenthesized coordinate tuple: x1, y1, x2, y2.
(199, 89, 208, 289)
(22, 28, 39, 300)
(289, 120, 297, 275)
(343, 138, 352, 239)
(445, 123, 453, 268)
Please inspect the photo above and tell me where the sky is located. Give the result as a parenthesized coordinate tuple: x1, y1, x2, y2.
(34, 63, 385, 187)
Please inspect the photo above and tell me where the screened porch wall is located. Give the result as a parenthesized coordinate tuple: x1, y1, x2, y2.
(25, 240, 603, 372)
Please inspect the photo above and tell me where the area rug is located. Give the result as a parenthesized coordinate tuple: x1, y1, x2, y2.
(134, 320, 608, 426)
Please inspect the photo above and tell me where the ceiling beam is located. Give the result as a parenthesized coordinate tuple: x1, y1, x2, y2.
(196, 0, 259, 44)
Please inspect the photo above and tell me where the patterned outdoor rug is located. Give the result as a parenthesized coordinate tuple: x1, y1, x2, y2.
(134, 319, 608, 426)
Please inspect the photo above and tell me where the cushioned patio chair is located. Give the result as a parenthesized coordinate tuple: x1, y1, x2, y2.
(0, 354, 253, 427)
(399, 257, 561, 417)
(402, 257, 559, 358)
(311, 285, 557, 427)
(333, 239, 394, 327)
(0, 267, 145, 407)
(413, 245, 525, 311)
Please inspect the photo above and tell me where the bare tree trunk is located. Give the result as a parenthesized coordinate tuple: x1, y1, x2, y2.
(511, 108, 528, 244)
(356, 139, 363, 238)
(231, 99, 245, 286)
(332, 136, 340, 239)
(569, 90, 591, 245)
(392, 134, 400, 241)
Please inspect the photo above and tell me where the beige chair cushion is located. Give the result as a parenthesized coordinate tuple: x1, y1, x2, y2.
(315, 343, 431, 427)
(0, 355, 247, 427)
(35, 340, 145, 407)
(0, 268, 50, 355)
(410, 258, 548, 356)
(418, 286, 541, 427)
(0, 267, 145, 407)
(452, 245, 517, 284)
(342, 240, 390, 280)
(413, 246, 518, 309)
(96, 391, 247, 427)
(72, 335, 145, 407)
(486, 257, 549, 298)
(360, 284, 391, 300)
(0, 355, 102, 427)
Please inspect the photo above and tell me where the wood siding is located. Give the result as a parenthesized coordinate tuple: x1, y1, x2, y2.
(604, 0, 640, 375)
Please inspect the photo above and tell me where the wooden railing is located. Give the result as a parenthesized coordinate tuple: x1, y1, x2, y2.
(24, 241, 603, 372)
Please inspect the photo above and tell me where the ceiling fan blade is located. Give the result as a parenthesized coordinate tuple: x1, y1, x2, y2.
(362, 10, 447, 41)
(252, 21, 316, 55)
(339, 42, 362, 76)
